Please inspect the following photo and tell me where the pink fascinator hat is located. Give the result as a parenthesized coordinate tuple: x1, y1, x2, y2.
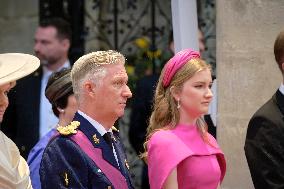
(162, 48, 200, 87)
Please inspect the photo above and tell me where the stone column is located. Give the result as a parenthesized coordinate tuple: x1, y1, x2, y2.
(0, 0, 38, 53)
(217, 0, 284, 188)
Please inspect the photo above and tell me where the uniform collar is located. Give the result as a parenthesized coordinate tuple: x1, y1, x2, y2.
(77, 110, 111, 136)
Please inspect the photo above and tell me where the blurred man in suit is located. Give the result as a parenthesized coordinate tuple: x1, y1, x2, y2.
(2, 18, 71, 158)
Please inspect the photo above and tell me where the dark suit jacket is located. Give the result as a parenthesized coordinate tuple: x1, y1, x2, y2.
(40, 112, 134, 189)
(129, 74, 159, 155)
(128, 74, 158, 189)
(245, 90, 284, 189)
(1, 68, 42, 159)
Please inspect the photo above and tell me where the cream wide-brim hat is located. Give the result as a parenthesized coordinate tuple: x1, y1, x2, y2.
(0, 53, 40, 85)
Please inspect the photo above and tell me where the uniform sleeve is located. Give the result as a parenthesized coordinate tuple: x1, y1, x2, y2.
(40, 138, 89, 189)
(245, 116, 284, 189)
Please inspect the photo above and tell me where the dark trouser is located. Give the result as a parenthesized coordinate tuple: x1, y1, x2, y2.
(141, 163, 150, 189)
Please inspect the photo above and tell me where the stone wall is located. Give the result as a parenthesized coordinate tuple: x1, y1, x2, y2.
(0, 0, 38, 53)
(217, 0, 284, 188)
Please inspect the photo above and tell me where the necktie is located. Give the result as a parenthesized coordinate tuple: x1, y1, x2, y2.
(103, 132, 113, 147)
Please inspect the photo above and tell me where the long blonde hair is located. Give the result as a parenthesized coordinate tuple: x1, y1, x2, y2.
(142, 58, 211, 160)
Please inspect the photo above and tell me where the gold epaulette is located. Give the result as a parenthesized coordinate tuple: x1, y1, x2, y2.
(111, 126, 119, 132)
(57, 121, 80, 136)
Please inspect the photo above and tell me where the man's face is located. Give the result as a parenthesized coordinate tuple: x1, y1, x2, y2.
(34, 26, 67, 66)
(94, 64, 132, 120)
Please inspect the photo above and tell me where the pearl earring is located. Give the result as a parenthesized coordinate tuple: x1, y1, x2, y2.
(59, 109, 65, 113)
(177, 99, 180, 109)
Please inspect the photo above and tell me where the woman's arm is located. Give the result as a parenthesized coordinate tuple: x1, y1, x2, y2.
(163, 168, 178, 189)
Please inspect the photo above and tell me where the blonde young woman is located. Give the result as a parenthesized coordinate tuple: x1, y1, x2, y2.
(145, 49, 226, 189)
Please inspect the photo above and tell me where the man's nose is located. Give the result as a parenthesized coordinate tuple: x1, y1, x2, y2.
(34, 42, 41, 52)
(123, 85, 132, 98)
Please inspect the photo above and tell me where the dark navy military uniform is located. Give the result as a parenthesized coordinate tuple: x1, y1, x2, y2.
(40, 113, 134, 189)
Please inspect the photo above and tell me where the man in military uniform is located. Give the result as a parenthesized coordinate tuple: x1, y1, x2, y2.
(40, 50, 133, 189)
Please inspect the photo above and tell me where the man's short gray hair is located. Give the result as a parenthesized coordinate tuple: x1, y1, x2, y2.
(71, 50, 126, 100)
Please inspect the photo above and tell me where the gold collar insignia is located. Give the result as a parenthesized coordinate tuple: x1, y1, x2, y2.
(57, 121, 80, 136)
(111, 126, 119, 132)
(93, 134, 100, 144)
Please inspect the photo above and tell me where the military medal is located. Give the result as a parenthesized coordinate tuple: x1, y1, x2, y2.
(93, 134, 100, 144)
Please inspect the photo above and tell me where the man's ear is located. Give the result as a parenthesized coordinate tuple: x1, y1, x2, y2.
(61, 39, 70, 51)
(83, 81, 96, 97)
(170, 86, 180, 101)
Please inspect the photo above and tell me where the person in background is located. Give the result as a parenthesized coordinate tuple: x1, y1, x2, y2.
(1, 17, 72, 159)
(198, 27, 218, 138)
(245, 30, 284, 188)
(129, 31, 174, 189)
(145, 49, 226, 189)
(0, 53, 40, 189)
(28, 68, 77, 189)
(198, 28, 206, 54)
(40, 50, 134, 188)
(129, 28, 209, 188)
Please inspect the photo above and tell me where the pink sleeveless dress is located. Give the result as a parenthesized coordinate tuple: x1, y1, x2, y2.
(147, 124, 226, 189)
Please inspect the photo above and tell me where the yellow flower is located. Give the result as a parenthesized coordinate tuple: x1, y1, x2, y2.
(134, 37, 150, 49)
(126, 65, 135, 75)
(146, 49, 162, 59)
